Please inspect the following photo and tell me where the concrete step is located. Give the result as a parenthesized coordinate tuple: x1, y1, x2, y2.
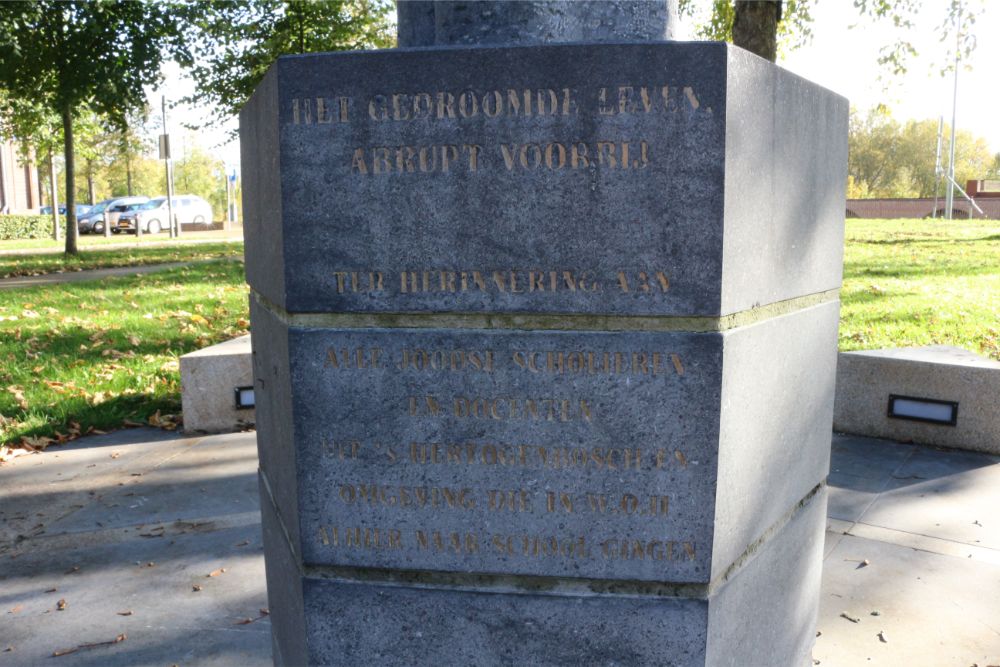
(180, 335, 255, 434)
(834, 346, 1000, 455)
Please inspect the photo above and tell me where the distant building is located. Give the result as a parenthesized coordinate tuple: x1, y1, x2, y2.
(846, 180, 1000, 219)
(0, 139, 40, 214)
(966, 179, 1000, 199)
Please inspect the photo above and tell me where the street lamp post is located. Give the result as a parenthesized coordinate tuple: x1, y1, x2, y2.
(944, 1, 962, 221)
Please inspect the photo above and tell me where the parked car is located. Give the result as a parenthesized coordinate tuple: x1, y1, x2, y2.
(40, 204, 91, 217)
(77, 196, 150, 234)
(116, 195, 213, 234)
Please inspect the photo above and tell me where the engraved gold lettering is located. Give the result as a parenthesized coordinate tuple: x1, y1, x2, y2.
(324, 347, 381, 370)
(464, 144, 481, 171)
(408, 395, 441, 417)
(600, 539, 695, 560)
(598, 87, 615, 115)
(436, 92, 456, 118)
(293, 98, 312, 125)
(315, 525, 404, 550)
(458, 90, 478, 118)
(450, 397, 593, 422)
(416, 530, 479, 554)
(487, 489, 532, 512)
(368, 95, 389, 121)
(350, 148, 368, 174)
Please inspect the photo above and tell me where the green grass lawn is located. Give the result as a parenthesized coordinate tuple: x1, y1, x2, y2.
(0, 217, 997, 452)
(0, 259, 249, 449)
(840, 218, 1000, 361)
(0, 242, 244, 279)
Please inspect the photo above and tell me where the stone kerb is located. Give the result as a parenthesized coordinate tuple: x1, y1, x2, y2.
(180, 334, 254, 433)
(834, 346, 1000, 455)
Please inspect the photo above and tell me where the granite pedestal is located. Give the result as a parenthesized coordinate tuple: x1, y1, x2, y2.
(241, 40, 847, 666)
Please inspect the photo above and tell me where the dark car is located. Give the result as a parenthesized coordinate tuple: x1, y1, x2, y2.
(40, 204, 91, 217)
(77, 196, 149, 234)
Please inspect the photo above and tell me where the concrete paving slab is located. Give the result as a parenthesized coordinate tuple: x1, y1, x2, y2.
(829, 434, 917, 482)
(0, 429, 201, 546)
(860, 448, 1000, 550)
(43, 432, 259, 535)
(816, 532, 1000, 666)
(0, 429, 268, 666)
(827, 434, 918, 523)
(2, 428, 999, 666)
(1, 522, 269, 666)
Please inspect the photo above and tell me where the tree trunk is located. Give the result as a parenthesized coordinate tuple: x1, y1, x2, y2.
(126, 148, 133, 196)
(87, 160, 96, 205)
(733, 1, 781, 62)
(62, 102, 78, 255)
(48, 147, 60, 241)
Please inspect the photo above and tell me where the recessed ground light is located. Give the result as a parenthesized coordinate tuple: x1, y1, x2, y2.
(234, 386, 255, 410)
(887, 394, 958, 426)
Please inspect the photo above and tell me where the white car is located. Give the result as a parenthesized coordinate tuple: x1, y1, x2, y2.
(116, 195, 214, 234)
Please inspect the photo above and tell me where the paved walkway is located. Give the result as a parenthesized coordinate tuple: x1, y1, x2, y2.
(1, 429, 998, 665)
(0, 257, 244, 291)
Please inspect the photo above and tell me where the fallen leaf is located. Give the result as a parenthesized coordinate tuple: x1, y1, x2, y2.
(840, 612, 860, 623)
(20, 435, 53, 451)
(877, 630, 888, 643)
(192, 584, 203, 592)
(207, 567, 227, 577)
(5, 386, 28, 410)
(235, 608, 270, 625)
(52, 633, 126, 657)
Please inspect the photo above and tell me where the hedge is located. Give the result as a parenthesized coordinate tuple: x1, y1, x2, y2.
(0, 214, 51, 240)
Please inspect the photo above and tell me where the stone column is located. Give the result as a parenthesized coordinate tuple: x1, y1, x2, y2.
(397, 0, 675, 46)
(240, 3, 846, 664)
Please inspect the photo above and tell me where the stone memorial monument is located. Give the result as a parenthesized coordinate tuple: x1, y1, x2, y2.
(241, 1, 847, 664)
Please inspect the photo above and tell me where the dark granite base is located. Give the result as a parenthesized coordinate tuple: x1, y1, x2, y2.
(260, 473, 307, 667)
(263, 485, 825, 666)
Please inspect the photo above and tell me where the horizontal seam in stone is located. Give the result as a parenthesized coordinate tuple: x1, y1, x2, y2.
(251, 289, 840, 333)
(299, 565, 710, 600)
(259, 468, 305, 573)
(705, 481, 827, 596)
